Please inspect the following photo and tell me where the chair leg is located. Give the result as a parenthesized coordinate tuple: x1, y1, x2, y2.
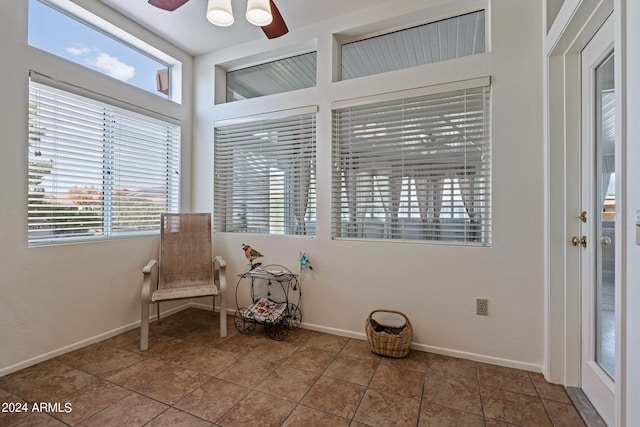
(219, 294, 227, 338)
(141, 300, 149, 351)
(141, 259, 157, 352)
(157, 301, 161, 321)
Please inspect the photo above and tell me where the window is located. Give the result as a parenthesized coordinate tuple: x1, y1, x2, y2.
(341, 10, 485, 80)
(214, 110, 317, 236)
(28, 75, 180, 245)
(28, 0, 173, 98)
(226, 52, 317, 102)
(332, 78, 491, 244)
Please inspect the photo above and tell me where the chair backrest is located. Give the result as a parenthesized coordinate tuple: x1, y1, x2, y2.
(159, 213, 213, 289)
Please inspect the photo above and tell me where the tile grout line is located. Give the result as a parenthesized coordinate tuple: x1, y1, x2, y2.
(2, 310, 588, 426)
(528, 370, 555, 426)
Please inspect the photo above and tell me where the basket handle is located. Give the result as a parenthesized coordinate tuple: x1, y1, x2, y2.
(368, 309, 411, 326)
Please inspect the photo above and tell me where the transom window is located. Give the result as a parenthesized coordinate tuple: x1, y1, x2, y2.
(226, 52, 317, 102)
(341, 10, 485, 80)
(28, 0, 174, 98)
(332, 79, 491, 244)
(27, 75, 181, 245)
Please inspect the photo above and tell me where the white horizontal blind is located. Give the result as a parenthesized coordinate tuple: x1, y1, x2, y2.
(28, 80, 180, 245)
(214, 113, 316, 236)
(332, 84, 491, 244)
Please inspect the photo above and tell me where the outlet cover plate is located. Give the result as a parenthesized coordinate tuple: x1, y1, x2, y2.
(477, 298, 488, 315)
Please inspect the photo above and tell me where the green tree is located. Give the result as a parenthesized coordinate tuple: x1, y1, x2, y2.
(27, 103, 53, 216)
(27, 104, 102, 237)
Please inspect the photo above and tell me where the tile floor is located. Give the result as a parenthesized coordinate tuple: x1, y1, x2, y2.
(0, 308, 587, 426)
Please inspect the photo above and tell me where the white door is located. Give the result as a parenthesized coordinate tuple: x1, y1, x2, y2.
(579, 15, 615, 425)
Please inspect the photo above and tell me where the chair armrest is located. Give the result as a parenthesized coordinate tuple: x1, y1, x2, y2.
(213, 255, 227, 269)
(142, 259, 159, 301)
(213, 256, 227, 292)
(143, 259, 158, 274)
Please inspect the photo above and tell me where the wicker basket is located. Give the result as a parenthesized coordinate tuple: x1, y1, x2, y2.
(365, 309, 412, 358)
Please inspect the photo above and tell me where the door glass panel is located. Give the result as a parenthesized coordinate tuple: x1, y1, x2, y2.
(595, 52, 615, 379)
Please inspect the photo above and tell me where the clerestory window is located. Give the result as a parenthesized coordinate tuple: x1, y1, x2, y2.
(28, 0, 176, 99)
(341, 10, 485, 80)
(225, 52, 317, 102)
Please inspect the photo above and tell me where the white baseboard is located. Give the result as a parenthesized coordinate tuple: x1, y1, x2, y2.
(410, 343, 543, 373)
(191, 301, 217, 312)
(289, 319, 543, 373)
(0, 302, 191, 377)
(1, 304, 541, 377)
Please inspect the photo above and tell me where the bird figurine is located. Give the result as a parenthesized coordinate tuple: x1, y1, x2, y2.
(299, 252, 312, 271)
(242, 244, 263, 269)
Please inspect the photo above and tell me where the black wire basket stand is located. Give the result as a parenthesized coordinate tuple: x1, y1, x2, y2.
(234, 264, 302, 340)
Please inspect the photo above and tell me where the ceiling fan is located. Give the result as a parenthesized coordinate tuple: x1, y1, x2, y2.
(148, 0, 289, 39)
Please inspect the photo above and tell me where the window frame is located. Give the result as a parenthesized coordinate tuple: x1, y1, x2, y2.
(28, 0, 182, 102)
(339, 9, 486, 81)
(213, 107, 318, 237)
(27, 72, 181, 246)
(331, 77, 491, 245)
(225, 51, 318, 102)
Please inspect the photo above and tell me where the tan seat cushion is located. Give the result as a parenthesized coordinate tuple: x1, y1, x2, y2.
(152, 284, 218, 302)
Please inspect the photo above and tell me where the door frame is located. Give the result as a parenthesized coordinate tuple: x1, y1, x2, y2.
(544, 0, 625, 425)
(544, 0, 613, 381)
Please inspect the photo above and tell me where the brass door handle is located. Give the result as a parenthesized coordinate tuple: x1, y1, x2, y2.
(571, 236, 587, 248)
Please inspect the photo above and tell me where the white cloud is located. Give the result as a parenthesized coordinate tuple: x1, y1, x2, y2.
(65, 45, 92, 56)
(64, 45, 136, 82)
(85, 52, 136, 82)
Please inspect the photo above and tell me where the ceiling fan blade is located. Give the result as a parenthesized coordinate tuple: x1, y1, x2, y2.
(261, 0, 289, 39)
(148, 0, 190, 12)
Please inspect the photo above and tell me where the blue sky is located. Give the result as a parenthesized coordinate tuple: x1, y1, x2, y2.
(28, 0, 166, 96)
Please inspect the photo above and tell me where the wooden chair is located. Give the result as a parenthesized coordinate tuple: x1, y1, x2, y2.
(140, 213, 227, 351)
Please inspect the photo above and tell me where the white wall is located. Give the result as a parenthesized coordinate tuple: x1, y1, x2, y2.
(0, 0, 193, 374)
(0, 0, 547, 377)
(194, 0, 545, 370)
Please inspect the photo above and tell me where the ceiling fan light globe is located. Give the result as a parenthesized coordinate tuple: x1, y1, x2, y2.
(246, 0, 273, 26)
(206, 0, 234, 27)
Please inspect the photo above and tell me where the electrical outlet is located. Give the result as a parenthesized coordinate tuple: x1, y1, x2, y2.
(476, 298, 488, 316)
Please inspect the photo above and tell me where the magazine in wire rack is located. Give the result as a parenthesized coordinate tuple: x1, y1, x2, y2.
(244, 297, 287, 323)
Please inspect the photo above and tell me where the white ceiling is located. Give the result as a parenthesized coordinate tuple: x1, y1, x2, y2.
(99, 0, 391, 57)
